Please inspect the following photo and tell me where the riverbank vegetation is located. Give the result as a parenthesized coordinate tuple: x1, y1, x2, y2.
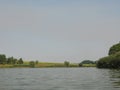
(1, 43, 119, 69)
(79, 60, 96, 67)
(97, 43, 120, 69)
(0, 54, 96, 68)
(0, 54, 77, 68)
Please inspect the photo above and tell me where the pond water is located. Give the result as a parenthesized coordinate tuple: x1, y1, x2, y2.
(0, 68, 120, 90)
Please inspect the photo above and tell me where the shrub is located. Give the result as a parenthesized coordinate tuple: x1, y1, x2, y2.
(97, 42, 120, 69)
(97, 52, 120, 69)
(79, 63, 82, 67)
(29, 61, 35, 68)
(64, 61, 70, 67)
(81, 60, 95, 64)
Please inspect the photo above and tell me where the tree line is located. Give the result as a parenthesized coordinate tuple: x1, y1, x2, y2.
(0, 54, 23, 64)
(0, 54, 96, 68)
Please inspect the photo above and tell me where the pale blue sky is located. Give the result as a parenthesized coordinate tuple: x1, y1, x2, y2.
(0, 0, 120, 62)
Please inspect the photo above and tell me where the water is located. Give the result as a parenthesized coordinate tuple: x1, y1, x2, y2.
(0, 68, 120, 90)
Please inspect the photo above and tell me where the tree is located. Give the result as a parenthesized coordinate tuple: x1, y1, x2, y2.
(7, 57, 15, 64)
(97, 52, 120, 68)
(12, 59, 18, 64)
(97, 42, 120, 69)
(35, 60, 39, 64)
(18, 58, 23, 64)
(0, 54, 6, 64)
(64, 61, 70, 67)
(109, 42, 120, 55)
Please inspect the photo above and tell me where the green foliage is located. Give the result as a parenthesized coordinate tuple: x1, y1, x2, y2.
(109, 43, 120, 55)
(35, 60, 39, 64)
(79, 60, 96, 67)
(7, 57, 14, 64)
(0, 54, 6, 64)
(81, 60, 95, 64)
(97, 42, 120, 69)
(0, 54, 24, 65)
(13, 59, 17, 64)
(97, 52, 120, 69)
(79, 63, 83, 67)
(64, 61, 70, 67)
(17, 58, 24, 64)
(29, 61, 35, 67)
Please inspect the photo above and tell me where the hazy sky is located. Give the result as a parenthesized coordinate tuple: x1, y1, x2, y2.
(0, 0, 120, 62)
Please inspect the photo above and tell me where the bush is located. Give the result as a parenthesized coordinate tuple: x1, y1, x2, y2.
(81, 60, 95, 64)
(79, 63, 83, 67)
(64, 61, 70, 67)
(97, 52, 120, 69)
(29, 61, 35, 68)
(97, 42, 120, 69)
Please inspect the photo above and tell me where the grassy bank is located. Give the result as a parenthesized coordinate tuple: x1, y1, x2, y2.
(82, 64, 96, 67)
(0, 64, 14, 68)
(0, 62, 96, 68)
(35, 62, 79, 68)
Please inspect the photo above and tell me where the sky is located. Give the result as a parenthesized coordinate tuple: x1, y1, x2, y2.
(0, 0, 120, 63)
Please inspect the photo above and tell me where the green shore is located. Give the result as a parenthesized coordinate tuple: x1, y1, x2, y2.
(0, 62, 96, 68)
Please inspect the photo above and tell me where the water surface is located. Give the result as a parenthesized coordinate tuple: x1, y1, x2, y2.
(0, 68, 120, 90)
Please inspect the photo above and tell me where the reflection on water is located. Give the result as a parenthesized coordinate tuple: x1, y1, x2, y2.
(109, 69, 120, 88)
(0, 68, 120, 90)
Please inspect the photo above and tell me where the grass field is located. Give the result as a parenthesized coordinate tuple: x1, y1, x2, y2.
(35, 62, 79, 68)
(0, 64, 14, 68)
(0, 62, 96, 68)
(82, 64, 96, 67)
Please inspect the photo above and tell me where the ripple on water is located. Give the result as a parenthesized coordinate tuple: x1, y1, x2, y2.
(0, 68, 120, 90)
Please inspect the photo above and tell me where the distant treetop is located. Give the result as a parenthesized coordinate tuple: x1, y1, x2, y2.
(81, 60, 95, 64)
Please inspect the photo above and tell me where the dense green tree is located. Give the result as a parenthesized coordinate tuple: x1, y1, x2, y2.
(97, 43, 120, 69)
(0, 54, 25, 65)
(12, 59, 17, 64)
(109, 42, 120, 55)
(18, 58, 24, 64)
(7, 57, 14, 64)
(97, 52, 120, 68)
(64, 61, 70, 67)
(0, 54, 6, 64)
